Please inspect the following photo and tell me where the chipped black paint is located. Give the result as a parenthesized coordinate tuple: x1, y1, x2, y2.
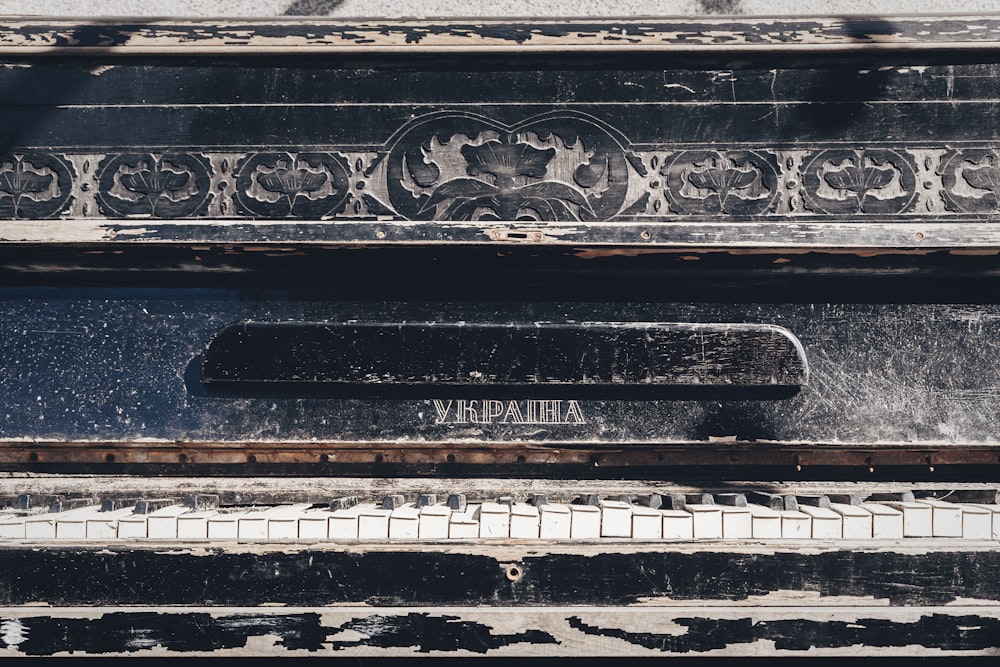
(568, 614, 1000, 652)
(0, 611, 556, 656)
(327, 613, 558, 652)
(1, 547, 999, 607)
(6, 18, 1000, 51)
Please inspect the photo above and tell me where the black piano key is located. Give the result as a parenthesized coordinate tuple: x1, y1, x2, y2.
(446, 494, 467, 511)
(747, 492, 794, 511)
(714, 493, 748, 507)
(529, 494, 548, 507)
(685, 493, 715, 505)
(616, 494, 634, 504)
(382, 494, 405, 510)
(49, 497, 98, 513)
(574, 494, 600, 506)
(639, 493, 663, 509)
(329, 496, 360, 511)
(184, 494, 220, 510)
(828, 494, 863, 506)
(867, 491, 916, 503)
(416, 494, 437, 508)
(659, 493, 687, 511)
(100, 498, 140, 512)
(133, 498, 178, 515)
(16, 494, 59, 511)
(913, 489, 1000, 503)
(795, 495, 832, 509)
(497, 496, 514, 507)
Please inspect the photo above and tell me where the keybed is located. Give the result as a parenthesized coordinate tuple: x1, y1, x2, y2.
(2, 490, 998, 542)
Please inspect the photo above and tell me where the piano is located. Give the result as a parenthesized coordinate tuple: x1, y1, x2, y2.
(1, 14, 1000, 659)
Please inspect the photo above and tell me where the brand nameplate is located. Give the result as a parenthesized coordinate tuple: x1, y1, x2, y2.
(431, 399, 585, 425)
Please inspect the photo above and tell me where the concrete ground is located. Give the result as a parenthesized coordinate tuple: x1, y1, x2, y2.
(0, 0, 994, 18)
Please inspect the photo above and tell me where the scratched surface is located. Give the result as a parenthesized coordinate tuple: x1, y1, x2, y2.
(2, 35, 1000, 249)
(0, 285, 998, 447)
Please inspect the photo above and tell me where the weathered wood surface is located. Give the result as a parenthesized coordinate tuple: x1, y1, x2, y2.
(2, 292, 1000, 458)
(1, 542, 1000, 655)
(0, 17, 999, 53)
(2, 20, 1000, 248)
(1, 541, 999, 607)
(2, 606, 1000, 656)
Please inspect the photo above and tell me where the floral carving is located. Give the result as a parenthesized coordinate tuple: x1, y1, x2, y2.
(0, 154, 73, 219)
(940, 148, 1000, 213)
(234, 152, 350, 218)
(417, 138, 592, 221)
(663, 150, 778, 215)
(386, 111, 640, 222)
(98, 153, 211, 218)
(801, 149, 917, 214)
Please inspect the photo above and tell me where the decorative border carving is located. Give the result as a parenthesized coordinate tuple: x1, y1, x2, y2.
(2, 111, 999, 223)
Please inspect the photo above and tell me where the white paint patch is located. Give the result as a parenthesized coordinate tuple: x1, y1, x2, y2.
(0, 618, 27, 647)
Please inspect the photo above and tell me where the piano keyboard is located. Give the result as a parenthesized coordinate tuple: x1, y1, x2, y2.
(2, 490, 998, 542)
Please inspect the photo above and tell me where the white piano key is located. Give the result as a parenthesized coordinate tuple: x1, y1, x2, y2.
(54, 506, 106, 539)
(883, 501, 934, 537)
(684, 505, 723, 539)
(830, 503, 873, 539)
(417, 504, 451, 539)
(539, 503, 571, 539)
(478, 502, 511, 538)
(600, 500, 632, 538)
(630, 505, 662, 539)
(116, 512, 149, 538)
(176, 510, 217, 539)
(747, 504, 781, 539)
(449, 505, 479, 538)
(330, 503, 371, 540)
(509, 503, 540, 539)
(661, 509, 694, 539)
(569, 504, 601, 539)
(147, 505, 190, 539)
(778, 509, 811, 538)
(861, 503, 904, 539)
(798, 505, 842, 539)
(237, 508, 275, 540)
(0, 514, 26, 538)
(266, 504, 311, 540)
(958, 503, 992, 539)
(297, 509, 334, 540)
(357, 505, 391, 539)
(388, 505, 420, 539)
(24, 513, 59, 539)
(720, 506, 752, 539)
(915, 499, 963, 537)
(207, 512, 242, 539)
(28, 507, 95, 539)
(54, 512, 90, 540)
(85, 508, 135, 540)
(882, 501, 932, 537)
(983, 504, 1000, 539)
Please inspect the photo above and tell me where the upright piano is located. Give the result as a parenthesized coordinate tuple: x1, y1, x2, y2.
(0, 15, 999, 659)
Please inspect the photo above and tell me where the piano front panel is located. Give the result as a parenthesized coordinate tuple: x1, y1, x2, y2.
(2, 15, 1000, 659)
